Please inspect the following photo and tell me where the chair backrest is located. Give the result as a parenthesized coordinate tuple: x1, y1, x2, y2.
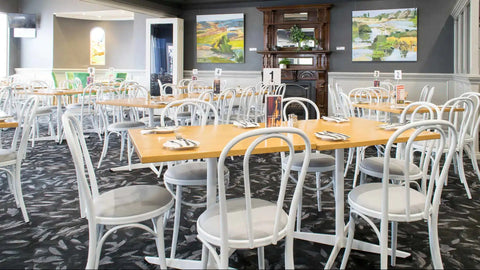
(178, 78, 191, 87)
(236, 86, 256, 121)
(188, 80, 209, 94)
(328, 83, 342, 116)
(13, 97, 38, 160)
(349, 87, 381, 119)
(267, 83, 286, 97)
(216, 88, 236, 124)
(382, 120, 456, 221)
(160, 83, 177, 96)
(160, 99, 218, 127)
(399, 101, 440, 123)
(62, 112, 99, 220)
(419, 85, 435, 102)
(30, 80, 50, 90)
(282, 97, 320, 120)
(73, 72, 90, 88)
(216, 127, 311, 249)
(459, 92, 480, 142)
(51, 72, 58, 88)
(338, 92, 355, 118)
(440, 97, 475, 149)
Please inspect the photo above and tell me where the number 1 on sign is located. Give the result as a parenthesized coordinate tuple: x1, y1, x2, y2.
(269, 71, 274, 83)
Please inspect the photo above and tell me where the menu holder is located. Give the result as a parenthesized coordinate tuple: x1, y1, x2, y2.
(265, 95, 282, 127)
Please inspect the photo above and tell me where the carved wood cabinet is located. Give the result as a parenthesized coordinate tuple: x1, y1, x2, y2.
(257, 4, 332, 115)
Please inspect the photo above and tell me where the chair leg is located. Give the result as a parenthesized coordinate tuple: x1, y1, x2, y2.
(127, 135, 132, 170)
(284, 234, 295, 269)
(14, 164, 29, 222)
(201, 244, 209, 269)
(456, 152, 472, 199)
(153, 217, 167, 269)
(97, 133, 110, 169)
(296, 190, 303, 232)
(257, 246, 265, 269)
(119, 132, 125, 161)
(352, 147, 362, 186)
(340, 213, 356, 269)
(170, 185, 183, 259)
(315, 172, 322, 212)
(344, 148, 354, 177)
(391, 221, 398, 266)
(86, 220, 98, 269)
(428, 214, 444, 269)
(465, 144, 480, 182)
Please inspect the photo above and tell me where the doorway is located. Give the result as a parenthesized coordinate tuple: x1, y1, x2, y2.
(146, 18, 183, 95)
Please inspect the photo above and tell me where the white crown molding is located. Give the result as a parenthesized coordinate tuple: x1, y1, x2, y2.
(451, 0, 470, 18)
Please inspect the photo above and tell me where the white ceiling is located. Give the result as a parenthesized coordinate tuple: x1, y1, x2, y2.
(54, 10, 134, 21)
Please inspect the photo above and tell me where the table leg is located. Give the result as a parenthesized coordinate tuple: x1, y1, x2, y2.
(56, 95, 62, 143)
(149, 108, 154, 127)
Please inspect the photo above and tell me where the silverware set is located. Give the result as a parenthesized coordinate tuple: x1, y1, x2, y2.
(174, 133, 197, 147)
(315, 130, 350, 140)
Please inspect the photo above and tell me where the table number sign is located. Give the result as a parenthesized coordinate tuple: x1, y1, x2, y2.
(263, 68, 281, 86)
(192, 69, 198, 81)
(265, 95, 283, 127)
(214, 68, 222, 77)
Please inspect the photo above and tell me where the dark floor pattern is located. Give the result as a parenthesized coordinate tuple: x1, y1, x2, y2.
(0, 127, 480, 269)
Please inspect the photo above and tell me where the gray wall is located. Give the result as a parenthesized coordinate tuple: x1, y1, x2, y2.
(182, 0, 456, 73)
(53, 17, 134, 69)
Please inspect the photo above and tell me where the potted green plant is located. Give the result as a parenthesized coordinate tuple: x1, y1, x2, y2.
(278, 58, 290, 69)
(289, 25, 305, 48)
(289, 25, 317, 51)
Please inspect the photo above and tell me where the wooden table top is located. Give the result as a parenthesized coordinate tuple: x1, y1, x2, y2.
(129, 118, 440, 164)
(0, 121, 18, 128)
(96, 91, 248, 109)
(353, 102, 463, 114)
(17, 89, 85, 96)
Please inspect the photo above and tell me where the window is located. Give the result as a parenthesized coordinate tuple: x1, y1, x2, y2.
(0, 13, 8, 77)
(90, 27, 105, 65)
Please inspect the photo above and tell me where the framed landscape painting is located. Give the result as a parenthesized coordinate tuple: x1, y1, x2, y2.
(196, 13, 244, 63)
(352, 8, 417, 62)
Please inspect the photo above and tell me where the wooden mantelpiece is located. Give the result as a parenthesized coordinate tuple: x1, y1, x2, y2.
(257, 4, 332, 115)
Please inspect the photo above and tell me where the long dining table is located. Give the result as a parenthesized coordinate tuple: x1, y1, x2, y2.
(128, 117, 439, 268)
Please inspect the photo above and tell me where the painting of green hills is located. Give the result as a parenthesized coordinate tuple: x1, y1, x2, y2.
(197, 13, 244, 63)
(352, 8, 417, 62)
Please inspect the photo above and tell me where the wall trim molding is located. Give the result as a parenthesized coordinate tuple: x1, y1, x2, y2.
(183, 70, 261, 78)
(451, 0, 471, 18)
(328, 72, 454, 82)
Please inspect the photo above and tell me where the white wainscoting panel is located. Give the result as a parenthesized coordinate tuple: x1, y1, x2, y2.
(14, 68, 149, 87)
(183, 70, 262, 89)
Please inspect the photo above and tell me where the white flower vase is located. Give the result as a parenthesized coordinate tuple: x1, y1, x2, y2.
(279, 64, 287, 69)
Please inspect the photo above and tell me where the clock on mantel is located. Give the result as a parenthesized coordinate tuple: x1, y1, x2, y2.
(257, 4, 332, 115)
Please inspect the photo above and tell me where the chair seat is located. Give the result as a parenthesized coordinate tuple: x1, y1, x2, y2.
(94, 185, 173, 224)
(285, 152, 335, 171)
(164, 161, 229, 186)
(359, 157, 422, 178)
(107, 121, 145, 131)
(35, 107, 54, 115)
(0, 148, 17, 163)
(348, 182, 426, 220)
(197, 198, 288, 247)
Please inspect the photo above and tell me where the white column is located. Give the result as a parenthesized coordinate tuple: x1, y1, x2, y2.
(462, 8, 468, 73)
(454, 18, 458, 73)
(469, 0, 479, 74)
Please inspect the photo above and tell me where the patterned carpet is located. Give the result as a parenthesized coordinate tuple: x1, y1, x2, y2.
(0, 126, 479, 269)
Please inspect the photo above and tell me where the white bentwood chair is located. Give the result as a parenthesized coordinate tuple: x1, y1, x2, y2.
(334, 120, 457, 269)
(160, 99, 230, 260)
(196, 127, 312, 269)
(0, 96, 38, 222)
(62, 112, 174, 269)
(281, 97, 335, 229)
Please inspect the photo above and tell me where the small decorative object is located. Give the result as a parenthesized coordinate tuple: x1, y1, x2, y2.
(288, 113, 298, 127)
(265, 95, 283, 127)
(278, 59, 290, 69)
(213, 79, 221, 94)
(192, 69, 198, 80)
(396, 84, 406, 104)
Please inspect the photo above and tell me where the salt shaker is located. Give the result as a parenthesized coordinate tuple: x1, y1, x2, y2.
(288, 113, 298, 127)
